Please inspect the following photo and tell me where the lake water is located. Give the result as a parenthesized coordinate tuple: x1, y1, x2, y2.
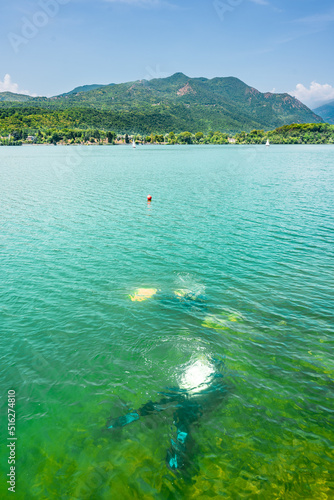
(0, 145, 333, 499)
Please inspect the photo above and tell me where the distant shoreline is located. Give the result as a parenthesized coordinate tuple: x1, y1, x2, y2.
(1, 124, 333, 146)
(2, 142, 334, 147)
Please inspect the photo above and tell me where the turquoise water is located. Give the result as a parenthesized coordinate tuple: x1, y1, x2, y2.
(0, 145, 333, 499)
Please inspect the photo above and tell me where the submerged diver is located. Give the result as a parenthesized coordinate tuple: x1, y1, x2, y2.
(107, 357, 227, 473)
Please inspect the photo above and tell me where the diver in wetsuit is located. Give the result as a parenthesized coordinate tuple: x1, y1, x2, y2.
(107, 357, 226, 473)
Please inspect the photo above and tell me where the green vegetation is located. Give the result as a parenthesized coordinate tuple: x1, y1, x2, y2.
(0, 73, 323, 136)
(1, 123, 333, 146)
(0, 138, 22, 146)
(0, 92, 32, 103)
(313, 100, 334, 125)
(235, 123, 334, 144)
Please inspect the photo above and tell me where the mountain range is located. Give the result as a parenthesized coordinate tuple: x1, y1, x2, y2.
(313, 100, 334, 124)
(0, 73, 323, 134)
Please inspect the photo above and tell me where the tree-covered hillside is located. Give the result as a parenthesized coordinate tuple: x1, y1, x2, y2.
(0, 92, 32, 102)
(313, 101, 334, 124)
(0, 73, 323, 134)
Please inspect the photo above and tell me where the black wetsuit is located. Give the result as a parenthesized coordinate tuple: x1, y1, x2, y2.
(107, 360, 226, 473)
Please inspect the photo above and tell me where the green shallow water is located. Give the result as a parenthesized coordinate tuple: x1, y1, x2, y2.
(0, 145, 333, 499)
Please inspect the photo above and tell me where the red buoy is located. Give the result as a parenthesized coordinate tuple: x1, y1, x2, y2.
(147, 195, 152, 201)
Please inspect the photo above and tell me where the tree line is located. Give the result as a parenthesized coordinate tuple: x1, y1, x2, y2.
(1, 123, 333, 146)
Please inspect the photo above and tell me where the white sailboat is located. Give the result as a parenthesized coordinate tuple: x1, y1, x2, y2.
(132, 139, 136, 148)
(266, 139, 270, 147)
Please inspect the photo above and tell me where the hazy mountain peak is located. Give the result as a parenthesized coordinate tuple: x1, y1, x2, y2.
(313, 100, 334, 124)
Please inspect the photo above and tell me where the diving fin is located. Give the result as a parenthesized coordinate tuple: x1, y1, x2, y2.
(166, 430, 188, 471)
(108, 411, 139, 429)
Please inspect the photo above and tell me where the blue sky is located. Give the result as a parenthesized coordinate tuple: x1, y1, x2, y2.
(0, 0, 333, 107)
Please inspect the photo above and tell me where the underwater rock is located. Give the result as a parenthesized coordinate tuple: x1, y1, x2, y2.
(202, 311, 244, 330)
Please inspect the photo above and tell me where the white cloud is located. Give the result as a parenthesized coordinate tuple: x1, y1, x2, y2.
(296, 10, 334, 26)
(290, 82, 334, 108)
(0, 74, 37, 96)
(292, 9, 334, 34)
